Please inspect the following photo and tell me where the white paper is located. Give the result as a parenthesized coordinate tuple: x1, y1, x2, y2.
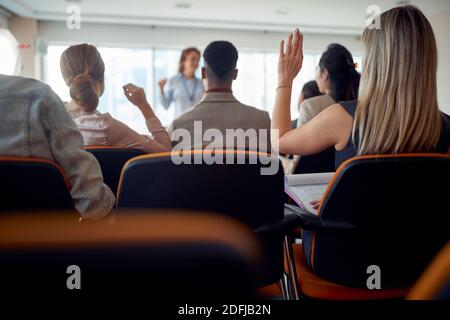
(285, 172, 334, 186)
(285, 172, 334, 214)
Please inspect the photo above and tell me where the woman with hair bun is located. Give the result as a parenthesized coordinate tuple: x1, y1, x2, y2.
(60, 43, 172, 153)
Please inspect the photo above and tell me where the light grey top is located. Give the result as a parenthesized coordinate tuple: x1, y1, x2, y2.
(297, 94, 336, 127)
(0, 75, 114, 219)
(160, 74, 205, 118)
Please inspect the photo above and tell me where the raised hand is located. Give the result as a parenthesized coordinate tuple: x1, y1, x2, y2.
(123, 83, 149, 109)
(278, 29, 303, 86)
(123, 83, 154, 119)
(158, 79, 167, 92)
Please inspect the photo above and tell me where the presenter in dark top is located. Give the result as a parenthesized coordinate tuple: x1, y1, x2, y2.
(159, 47, 205, 118)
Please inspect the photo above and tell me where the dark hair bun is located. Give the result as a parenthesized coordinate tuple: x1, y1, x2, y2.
(69, 73, 99, 112)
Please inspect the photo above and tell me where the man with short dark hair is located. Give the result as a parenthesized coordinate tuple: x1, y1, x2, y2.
(168, 41, 271, 151)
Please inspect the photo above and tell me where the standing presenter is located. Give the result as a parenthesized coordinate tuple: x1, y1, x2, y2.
(159, 47, 205, 118)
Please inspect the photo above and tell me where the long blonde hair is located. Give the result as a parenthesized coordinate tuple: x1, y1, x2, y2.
(60, 44, 105, 112)
(354, 5, 441, 155)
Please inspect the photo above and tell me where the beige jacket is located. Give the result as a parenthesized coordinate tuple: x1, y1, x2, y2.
(297, 94, 335, 128)
(168, 92, 271, 152)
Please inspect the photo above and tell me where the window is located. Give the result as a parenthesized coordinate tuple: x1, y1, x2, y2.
(233, 52, 265, 109)
(44, 45, 362, 132)
(0, 29, 21, 76)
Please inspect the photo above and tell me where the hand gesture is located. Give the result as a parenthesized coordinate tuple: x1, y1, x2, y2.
(123, 83, 149, 109)
(158, 79, 167, 92)
(278, 29, 303, 86)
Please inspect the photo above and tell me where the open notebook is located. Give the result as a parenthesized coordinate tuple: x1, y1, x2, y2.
(285, 172, 334, 214)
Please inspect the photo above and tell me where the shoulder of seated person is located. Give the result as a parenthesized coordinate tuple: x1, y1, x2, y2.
(0, 75, 53, 100)
(237, 102, 268, 115)
(100, 112, 122, 124)
(321, 103, 353, 120)
(302, 94, 334, 107)
(171, 105, 199, 126)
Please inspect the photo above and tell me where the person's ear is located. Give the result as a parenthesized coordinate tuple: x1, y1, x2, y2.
(96, 81, 105, 97)
(321, 68, 329, 80)
(201, 67, 206, 79)
(233, 69, 238, 80)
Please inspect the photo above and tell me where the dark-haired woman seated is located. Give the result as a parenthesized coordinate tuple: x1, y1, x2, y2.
(297, 43, 360, 128)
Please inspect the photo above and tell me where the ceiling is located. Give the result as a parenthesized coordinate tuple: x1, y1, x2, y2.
(1, 0, 450, 35)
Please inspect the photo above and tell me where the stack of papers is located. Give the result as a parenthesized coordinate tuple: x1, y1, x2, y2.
(285, 172, 334, 214)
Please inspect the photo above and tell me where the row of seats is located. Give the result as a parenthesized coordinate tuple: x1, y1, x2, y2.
(86, 146, 337, 195)
(0, 150, 449, 299)
(1, 210, 447, 299)
(0, 210, 262, 298)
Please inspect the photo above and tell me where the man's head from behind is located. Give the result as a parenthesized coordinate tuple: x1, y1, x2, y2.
(202, 41, 238, 88)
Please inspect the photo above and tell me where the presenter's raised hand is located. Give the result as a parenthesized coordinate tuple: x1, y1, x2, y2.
(158, 79, 167, 93)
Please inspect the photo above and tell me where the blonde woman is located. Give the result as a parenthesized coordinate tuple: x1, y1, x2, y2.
(273, 6, 450, 190)
(60, 44, 172, 153)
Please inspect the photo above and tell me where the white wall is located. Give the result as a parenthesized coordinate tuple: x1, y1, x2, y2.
(430, 8, 450, 114)
(8, 16, 40, 79)
(38, 21, 363, 54)
(0, 11, 9, 28)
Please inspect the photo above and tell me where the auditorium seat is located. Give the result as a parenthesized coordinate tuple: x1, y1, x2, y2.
(0, 156, 73, 212)
(285, 153, 450, 299)
(116, 149, 299, 298)
(0, 210, 262, 299)
(85, 146, 145, 195)
(291, 244, 409, 299)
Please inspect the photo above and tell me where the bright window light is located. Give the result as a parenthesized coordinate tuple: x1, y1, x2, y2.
(0, 29, 20, 76)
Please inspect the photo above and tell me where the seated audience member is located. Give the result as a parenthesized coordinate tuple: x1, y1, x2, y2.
(168, 41, 271, 151)
(0, 74, 114, 219)
(291, 80, 322, 128)
(273, 6, 450, 181)
(297, 43, 360, 128)
(60, 44, 171, 153)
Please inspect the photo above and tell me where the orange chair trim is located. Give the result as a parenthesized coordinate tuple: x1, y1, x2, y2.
(408, 241, 450, 300)
(85, 146, 146, 151)
(0, 156, 71, 190)
(310, 153, 450, 270)
(257, 282, 283, 299)
(293, 244, 409, 300)
(0, 210, 263, 267)
(116, 150, 275, 205)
